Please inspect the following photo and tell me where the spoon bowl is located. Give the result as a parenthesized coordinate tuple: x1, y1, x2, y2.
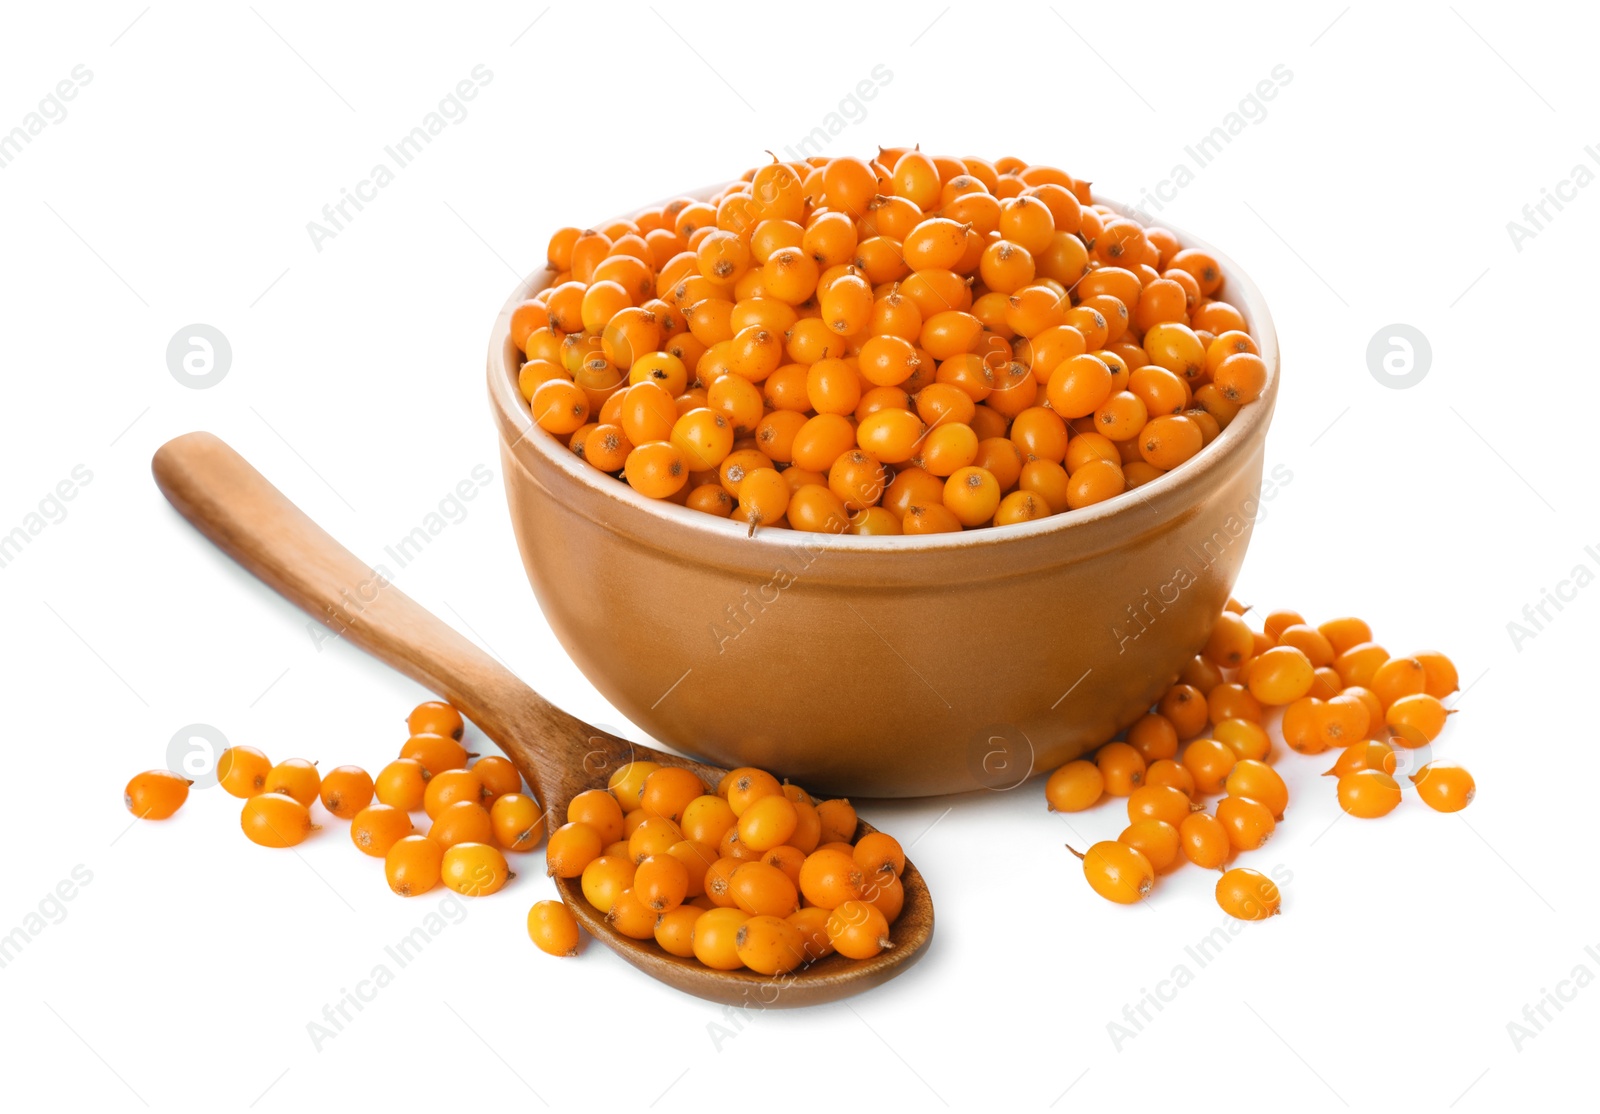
(151, 431, 933, 1007)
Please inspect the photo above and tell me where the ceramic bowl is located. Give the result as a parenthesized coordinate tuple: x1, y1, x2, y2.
(487, 191, 1278, 796)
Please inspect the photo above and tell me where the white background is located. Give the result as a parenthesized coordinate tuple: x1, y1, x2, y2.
(1, 3, 1596, 1110)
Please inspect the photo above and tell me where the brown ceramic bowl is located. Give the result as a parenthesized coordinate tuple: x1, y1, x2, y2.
(487, 190, 1279, 798)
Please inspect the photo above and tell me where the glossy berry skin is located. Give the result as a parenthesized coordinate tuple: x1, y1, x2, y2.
(1216, 868, 1281, 919)
(1073, 841, 1155, 904)
(124, 770, 191, 819)
(527, 900, 582, 956)
(1412, 762, 1475, 813)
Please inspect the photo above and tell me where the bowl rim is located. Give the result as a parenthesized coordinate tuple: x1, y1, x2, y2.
(488, 182, 1279, 554)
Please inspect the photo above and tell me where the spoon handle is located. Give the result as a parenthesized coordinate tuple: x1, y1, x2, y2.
(150, 431, 578, 804)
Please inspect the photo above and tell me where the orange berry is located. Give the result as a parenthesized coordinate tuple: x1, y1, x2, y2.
(239, 792, 316, 848)
(124, 770, 191, 820)
(1411, 762, 1475, 813)
(319, 766, 373, 820)
(1216, 867, 1281, 919)
(528, 899, 582, 956)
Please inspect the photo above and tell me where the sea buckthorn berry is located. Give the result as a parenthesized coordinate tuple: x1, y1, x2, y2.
(789, 907, 835, 961)
(264, 759, 320, 808)
(409, 700, 465, 741)
(693, 907, 752, 970)
(608, 760, 660, 811)
(1179, 812, 1230, 869)
(725, 767, 783, 815)
(1128, 784, 1194, 828)
(1224, 760, 1288, 818)
(471, 756, 522, 804)
(528, 900, 582, 956)
(1183, 738, 1237, 796)
(320, 766, 374, 820)
(681, 794, 737, 846)
(654, 905, 704, 958)
(799, 847, 862, 908)
(1203, 612, 1255, 669)
(1045, 760, 1104, 812)
(350, 803, 413, 857)
(629, 816, 685, 863)
(737, 914, 808, 975)
(386, 835, 444, 897)
(491, 793, 545, 852)
(1326, 741, 1398, 779)
(218, 746, 271, 798)
(854, 832, 906, 879)
(1213, 718, 1271, 762)
(1246, 645, 1316, 705)
(400, 733, 473, 778)
(635, 853, 691, 911)
(547, 822, 605, 878)
(424, 769, 485, 818)
(125, 770, 191, 819)
(730, 861, 800, 917)
(1157, 684, 1210, 740)
(1096, 742, 1146, 796)
(1385, 693, 1450, 743)
(534, 156, 1269, 534)
(1216, 795, 1275, 851)
(1071, 841, 1154, 904)
(1319, 617, 1374, 655)
(1145, 759, 1196, 796)
(815, 798, 858, 845)
(1313, 693, 1371, 750)
(737, 794, 799, 852)
(1214, 353, 1268, 404)
(1216, 868, 1281, 920)
(1127, 713, 1179, 763)
(240, 792, 316, 848)
(1180, 654, 1225, 694)
(1276, 624, 1334, 667)
(704, 857, 742, 907)
(827, 900, 893, 959)
(375, 759, 429, 812)
(1413, 651, 1461, 698)
(1412, 762, 1475, 812)
(1208, 682, 1264, 724)
(441, 843, 511, 897)
(668, 840, 717, 897)
(943, 466, 1002, 526)
(639, 766, 706, 825)
(1281, 697, 1325, 755)
(1119, 820, 1181, 873)
(1371, 656, 1428, 709)
(1338, 770, 1403, 818)
(430, 801, 494, 848)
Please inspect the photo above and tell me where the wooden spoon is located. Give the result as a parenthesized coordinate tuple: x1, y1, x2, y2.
(151, 432, 933, 1007)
